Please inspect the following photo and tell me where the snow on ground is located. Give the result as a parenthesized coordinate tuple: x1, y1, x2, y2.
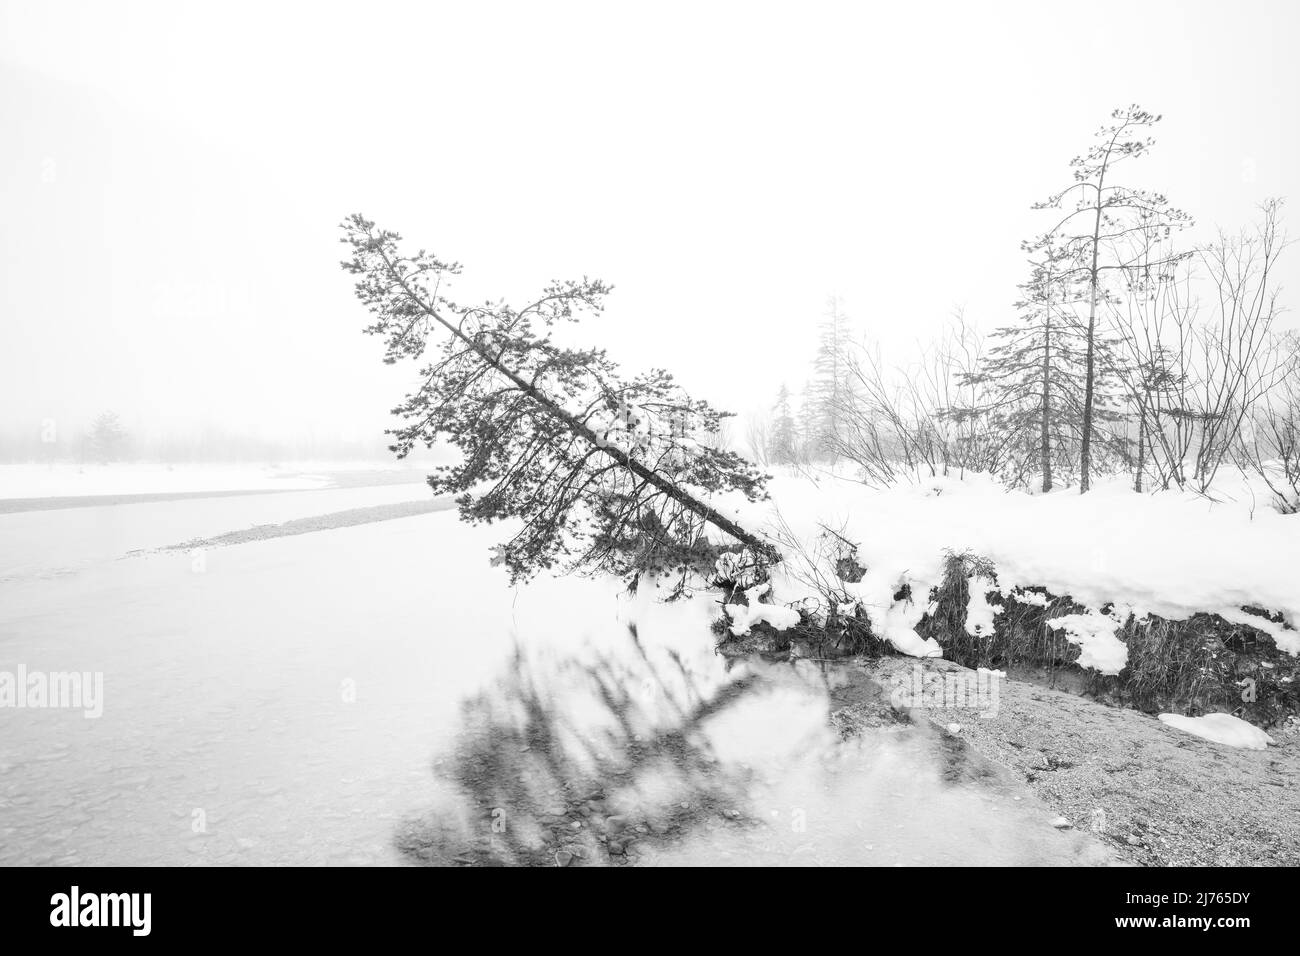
(0, 463, 334, 499)
(964, 575, 1000, 637)
(1157, 712, 1276, 750)
(721, 469, 1300, 672)
(1046, 612, 1130, 674)
(724, 582, 802, 636)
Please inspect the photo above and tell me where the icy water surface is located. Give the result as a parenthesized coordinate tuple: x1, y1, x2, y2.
(0, 491, 1113, 866)
(0, 482, 438, 581)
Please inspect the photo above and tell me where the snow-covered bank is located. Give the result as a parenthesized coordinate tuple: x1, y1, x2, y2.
(722, 471, 1300, 673)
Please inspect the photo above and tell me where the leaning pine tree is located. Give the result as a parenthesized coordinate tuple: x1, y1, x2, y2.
(340, 215, 776, 590)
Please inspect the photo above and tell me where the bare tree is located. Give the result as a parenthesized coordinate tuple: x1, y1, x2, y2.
(831, 314, 1016, 486)
(1240, 334, 1300, 512)
(1187, 200, 1292, 492)
(1103, 223, 1200, 491)
(743, 410, 773, 468)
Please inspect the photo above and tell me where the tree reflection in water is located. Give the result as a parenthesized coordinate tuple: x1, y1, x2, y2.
(395, 623, 840, 866)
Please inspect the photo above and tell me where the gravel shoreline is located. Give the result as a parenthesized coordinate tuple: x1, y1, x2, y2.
(864, 656, 1300, 866)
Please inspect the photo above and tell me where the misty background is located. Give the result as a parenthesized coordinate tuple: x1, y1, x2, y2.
(3, 0, 1298, 463)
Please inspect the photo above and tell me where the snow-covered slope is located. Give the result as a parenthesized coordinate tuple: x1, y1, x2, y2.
(722, 470, 1300, 672)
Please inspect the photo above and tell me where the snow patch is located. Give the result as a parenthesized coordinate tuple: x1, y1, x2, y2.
(1046, 612, 1128, 675)
(1157, 712, 1275, 750)
(965, 576, 1001, 636)
(725, 583, 801, 637)
(1009, 588, 1050, 607)
(1218, 608, 1300, 655)
(851, 571, 943, 657)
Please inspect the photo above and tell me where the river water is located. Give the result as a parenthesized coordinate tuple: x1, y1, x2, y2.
(0, 485, 1113, 866)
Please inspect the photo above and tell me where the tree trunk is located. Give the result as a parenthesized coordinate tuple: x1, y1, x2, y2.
(1080, 194, 1105, 494)
(396, 269, 776, 559)
(1040, 301, 1053, 493)
(1134, 401, 1147, 493)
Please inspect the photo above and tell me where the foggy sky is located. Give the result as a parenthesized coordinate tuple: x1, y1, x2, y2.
(3, 0, 1298, 452)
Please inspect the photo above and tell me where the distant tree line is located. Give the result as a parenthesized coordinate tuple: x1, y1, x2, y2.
(0, 414, 396, 464)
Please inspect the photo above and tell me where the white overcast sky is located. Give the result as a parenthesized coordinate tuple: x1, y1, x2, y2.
(2, 0, 1298, 446)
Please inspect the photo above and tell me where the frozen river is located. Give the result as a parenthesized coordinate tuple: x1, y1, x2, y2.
(0, 484, 1115, 866)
